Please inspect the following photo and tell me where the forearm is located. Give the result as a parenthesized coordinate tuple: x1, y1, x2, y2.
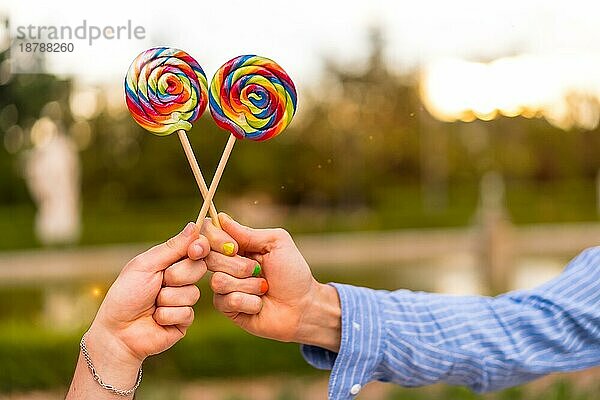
(66, 326, 143, 399)
(300, 247, 600, 398)
(395, 247, 600, 390)
(375, 284, 600, 391)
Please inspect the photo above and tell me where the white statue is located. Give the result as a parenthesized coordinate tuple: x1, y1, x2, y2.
(25, 117, 81, 245)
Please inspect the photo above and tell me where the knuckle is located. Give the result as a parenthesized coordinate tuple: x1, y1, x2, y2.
(156, 289, 167, 305)
(166, 237, 178, 251)
(197, 260, 208, 275)
(163, 268, 176, 285)
(126, 254, 144, 271)
(211, 272, 228, 291)
(274, 228, 290, 240)
(209, 275, 219, 291)
(250, 297, 262, 313)
(190, 286, 201, 303)
(185, 307, 195, 321)
(228, 292, 244, 309)
(190, 265, 202, 281)
(154, 307, 166, 322)
(204, 252, 217, 270)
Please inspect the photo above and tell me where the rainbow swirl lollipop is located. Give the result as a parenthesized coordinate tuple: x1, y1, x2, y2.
(125, 47, 208, 136)
(124, 47, 220, 226)
(209, 55, 297, 142)
(196, 55, 297, 224)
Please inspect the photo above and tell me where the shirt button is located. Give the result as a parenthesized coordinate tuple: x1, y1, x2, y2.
(350, 384, 362, 395)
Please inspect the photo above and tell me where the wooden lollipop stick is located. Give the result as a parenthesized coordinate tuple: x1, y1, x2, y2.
(196, 134, 237, 224)
(176, 130, 221, 229)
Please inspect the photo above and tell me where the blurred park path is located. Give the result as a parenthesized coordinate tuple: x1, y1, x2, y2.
(1, 221, 598, 290)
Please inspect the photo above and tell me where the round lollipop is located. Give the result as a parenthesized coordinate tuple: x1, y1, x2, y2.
(125, 47, 220, 227)
(196, 55, 297, 223)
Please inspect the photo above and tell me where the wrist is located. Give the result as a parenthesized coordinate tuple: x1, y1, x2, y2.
(296, 282, 342, 353)
(83, 323, 143, 388)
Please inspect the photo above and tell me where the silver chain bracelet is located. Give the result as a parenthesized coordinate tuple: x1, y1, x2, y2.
(80, 333, 143, 397)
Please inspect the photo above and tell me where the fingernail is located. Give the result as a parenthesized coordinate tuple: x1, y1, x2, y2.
(193, 242, 203, 255)
(252, 264, 262, 277)
(260, 280, 269, 293)
(183, 222, 195, 237)
(222, 242, 235, 256)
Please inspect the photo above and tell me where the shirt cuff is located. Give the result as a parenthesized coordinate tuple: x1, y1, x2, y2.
(301, 283, 385, 399)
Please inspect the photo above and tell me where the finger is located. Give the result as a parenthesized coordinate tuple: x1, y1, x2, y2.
(153, 306, 194, 327)
(219, 213, 286, 253)
(163, 258, 207, 286)
(201, 217, 238, 256)
(213, 292, 262, 315)
(210, 272, 268, 295)
(187, 236, 210, 260)
(156, 285, 201, 307)
(205, 252, 262, 278)
(127, 222, 199, 272)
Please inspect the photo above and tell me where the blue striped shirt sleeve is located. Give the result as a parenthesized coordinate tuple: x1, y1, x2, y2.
(301, 246, 600, 399)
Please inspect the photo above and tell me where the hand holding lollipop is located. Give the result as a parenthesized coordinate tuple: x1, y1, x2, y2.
(197, 55, 297, 223)
(125, 47, 221, 227)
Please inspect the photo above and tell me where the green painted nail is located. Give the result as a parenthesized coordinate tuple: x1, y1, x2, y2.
(252, 264, 262, 277)
(222, 242, 235, 256)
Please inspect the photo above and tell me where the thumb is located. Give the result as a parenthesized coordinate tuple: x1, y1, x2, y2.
(128, 222, 199, 272)
(218, 213, 281, 253)
(201, 217, 239, 256)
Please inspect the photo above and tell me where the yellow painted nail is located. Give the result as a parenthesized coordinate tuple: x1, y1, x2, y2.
(222, 242, 235, 256)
